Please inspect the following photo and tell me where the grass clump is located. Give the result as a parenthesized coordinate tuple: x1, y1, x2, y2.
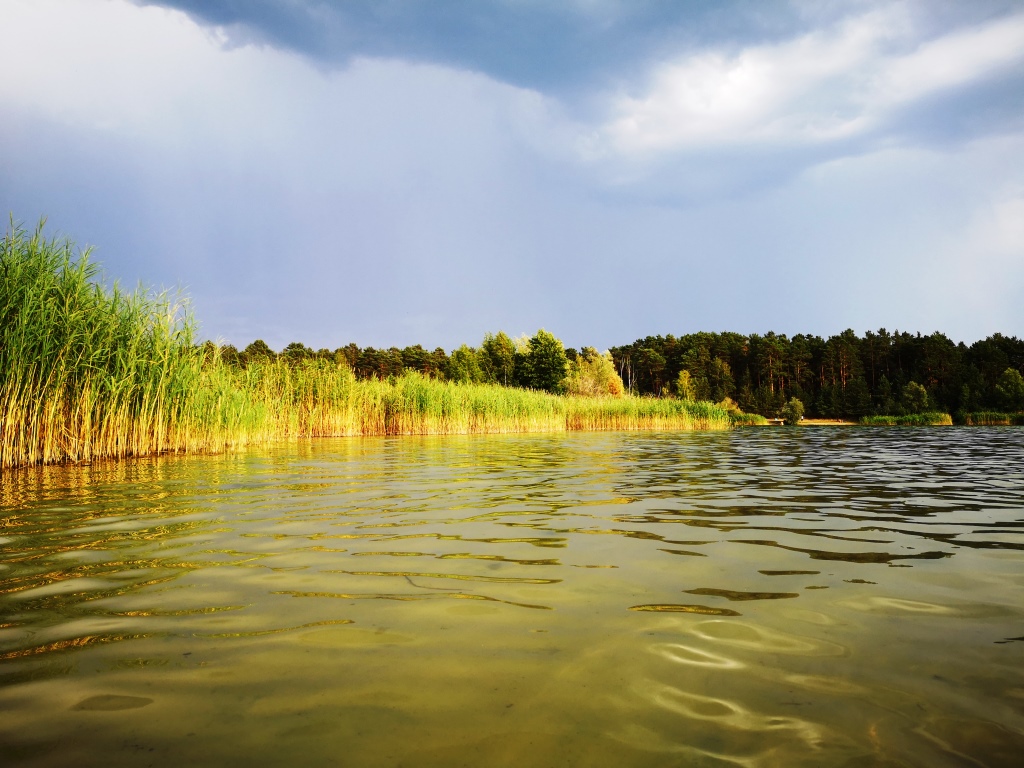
(859, 413, 953, 426)
(0, 222, 209, 467)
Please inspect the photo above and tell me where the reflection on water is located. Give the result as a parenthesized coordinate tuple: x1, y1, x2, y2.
(1, 428, 1023, 767)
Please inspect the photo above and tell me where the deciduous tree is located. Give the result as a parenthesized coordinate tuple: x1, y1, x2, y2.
(524, 329, 568, 393)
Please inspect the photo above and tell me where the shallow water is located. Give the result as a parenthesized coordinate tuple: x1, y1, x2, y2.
(1, 428, 1023, 767)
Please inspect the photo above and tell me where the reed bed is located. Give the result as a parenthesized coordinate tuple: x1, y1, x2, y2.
(729, 412, 769, 426)
(1, 223, 208, 468)
(859, 413, 953, 426)
(959, 411, 1024, 426)
(1, 224, 731, 469)
(196, 362, 730, 438)
(564, 396, 730, 431)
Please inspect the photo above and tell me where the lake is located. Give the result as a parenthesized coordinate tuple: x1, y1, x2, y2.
(1, 428, 1022, 767)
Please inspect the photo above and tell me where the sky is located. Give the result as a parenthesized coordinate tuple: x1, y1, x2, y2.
(1, 0, 1023, 351)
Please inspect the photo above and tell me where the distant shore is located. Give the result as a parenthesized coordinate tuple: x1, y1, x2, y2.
(759, 417, 856, 425)
(798, 418, 858, 426)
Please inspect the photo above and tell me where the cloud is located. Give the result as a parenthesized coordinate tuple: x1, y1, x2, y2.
(0, 0, 570, 176)
(601, 8, 1024, 156)
(102, 0, 1024, 195)
(1, 0, 1022, 349)
(0, 0, 585, 347)
(145, 0, 961, 100)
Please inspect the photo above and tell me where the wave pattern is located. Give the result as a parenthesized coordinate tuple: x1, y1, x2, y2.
(0, 428, 1022, 766)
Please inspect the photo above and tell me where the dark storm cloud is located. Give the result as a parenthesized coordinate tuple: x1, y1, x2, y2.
(134, 0, 801, 93)
(137, 2, 1021, 83)
(138, 0, 1024, 147)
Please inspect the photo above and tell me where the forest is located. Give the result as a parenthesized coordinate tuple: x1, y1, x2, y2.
(218, 329, 1024, 419)
(609, 331, 1024, 418)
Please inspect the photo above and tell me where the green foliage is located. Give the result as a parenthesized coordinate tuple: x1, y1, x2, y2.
(11, 219, 1023, 468)
(901, 381, 930, 414)
(875, 375, 895, 414)
(610, 329, 1024, 420)
(637, 347, 668, 394)
(243, 339, 276, 362)
(523, 329, 568, 393)
(675, 370, 696, 401)
(563, 394, 731, 431)
(282, 342, 313, 364)
(718, 397, 742, 415)
(781, 397, 805, 425)
(995, 367, 1024, 411)
(480, 331, 516, 386)
(0, 225, 732, 467)
(446, 344, 485, 384)
(220, 344, 241, 366)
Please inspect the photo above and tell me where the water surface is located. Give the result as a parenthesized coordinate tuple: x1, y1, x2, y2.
(1, 428, 1023, 766)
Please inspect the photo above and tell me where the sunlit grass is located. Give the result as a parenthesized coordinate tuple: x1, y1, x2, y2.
(0, 222, 208, 467)
(728, 412, 769, 426)
(1, 223, 730, 468)
(859, 413, 953, 426)
(200, 361, 731, 438)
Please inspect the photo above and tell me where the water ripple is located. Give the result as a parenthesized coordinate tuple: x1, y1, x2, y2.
(1, 429, 1022, 766)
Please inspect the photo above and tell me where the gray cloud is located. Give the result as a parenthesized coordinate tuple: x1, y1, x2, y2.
(2, 0, 1022, 351)
(135, 0, 809, 96)
(122, 0, 1024, 189)
(135, 1, 1021, 95)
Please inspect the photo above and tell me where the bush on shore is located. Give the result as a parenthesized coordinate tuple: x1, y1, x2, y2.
(781, 397, 805, 425)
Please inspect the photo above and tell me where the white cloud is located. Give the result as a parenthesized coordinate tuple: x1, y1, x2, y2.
(602, 7, 1024, 155)
(0, 0, 245, 138)
(879, 14, 1024, 105)
(0, 0, 571, 183)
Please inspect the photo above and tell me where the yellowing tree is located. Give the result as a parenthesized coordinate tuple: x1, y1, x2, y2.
(564, 347, 625, 397)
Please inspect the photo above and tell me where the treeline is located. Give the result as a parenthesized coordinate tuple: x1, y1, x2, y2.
(219, 329, 1024, 418)
(217, 330, 624, 397)
(609, 330, 1024, 418)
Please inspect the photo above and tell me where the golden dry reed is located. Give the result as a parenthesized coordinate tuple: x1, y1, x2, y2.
(0, 223, 730, 469)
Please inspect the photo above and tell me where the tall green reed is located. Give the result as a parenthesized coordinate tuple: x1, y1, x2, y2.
(1, 221, 204, 467)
